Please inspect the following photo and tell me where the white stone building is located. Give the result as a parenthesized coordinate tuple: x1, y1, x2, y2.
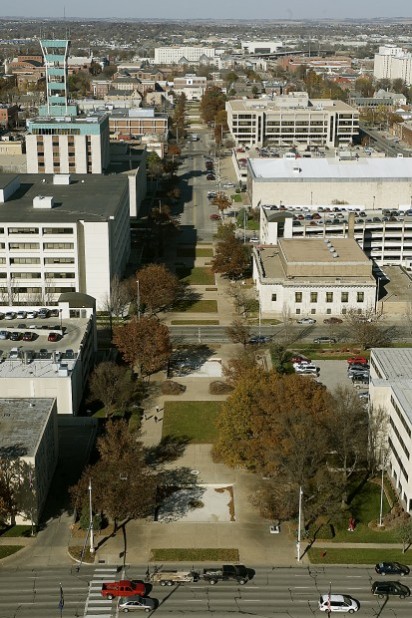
(369, 348, 412, 513)
(253, 238, 376, 318)
(154, 47, 216, 65)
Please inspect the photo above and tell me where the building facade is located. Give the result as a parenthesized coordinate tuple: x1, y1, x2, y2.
(0, 173, 130, 309)
(373, 45, 412, 86)
(253, 238, 376, 318)
(154, 47, 216, 65)
(226, 93, 359, 148)
(369, 348, 412, 514)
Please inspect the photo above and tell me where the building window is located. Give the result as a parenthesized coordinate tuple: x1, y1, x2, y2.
(326, 308, 332, 314)
(43, 243, 74, 250)
(310, 308, 316, 314)
(326, 292, 333, 303)
(295, 292, 302, 303)
(357, 292, 364, 302)
(9, 243, 40, 250)
(43, 228, 74, 235)
(8, 227, 39, 234)
(271, 293, 277, 302)
(341, 292, 349, 303)
(295, 308, 301, 314)
(341, 307, 347, 314)
(310, 292, 318, 303)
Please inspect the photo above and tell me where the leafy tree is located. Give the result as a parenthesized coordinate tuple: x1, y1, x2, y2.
(146, 151, 163, 186)
(226, 319, 251, 347)
(88, 362, 144, 416)
(355, 76, 374, 98)
(376, 78, 392, 92)
(211, 230, 251, 279)
(395, 516, 412, 553)
(200, 85, 226, 124)
(392, 78, 407, 94)
(113, 316, 172, 377)
(70, 419, 156, 529)
(0, 458, 34, 527)
(212, 193, 232, 213)
(134, 263, 181, 315)
(328, 385, 369, 506)
(223, 349, 260, 386)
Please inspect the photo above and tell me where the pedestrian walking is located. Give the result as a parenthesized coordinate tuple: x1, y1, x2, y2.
(154, 415, 158, 423)
(155, 405, 160, 415)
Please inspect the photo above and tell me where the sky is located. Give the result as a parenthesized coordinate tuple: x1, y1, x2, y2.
(1, 1, 412, 20)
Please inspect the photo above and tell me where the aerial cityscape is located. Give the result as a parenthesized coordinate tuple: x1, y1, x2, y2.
(2, 11, 412, 618)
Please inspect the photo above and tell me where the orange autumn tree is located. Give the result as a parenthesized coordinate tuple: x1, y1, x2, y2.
(113, 316, 172, 377)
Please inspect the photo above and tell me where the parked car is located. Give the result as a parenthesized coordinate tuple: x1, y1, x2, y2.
(16, 311, 27, 319)
(4, 312, 16, 320)
(323, 317, 343, 324)
(294, 363, 318, 375)
(249, 237, 260, 243)
(297, 317, 316, 325)
(38, 308, 50, 318)
(0, 312, 4, 320)
(206, 173, 216, 181)
(348, 364, 369, 373)
(314, 337, 336, 344)
(48, 332, 60, 342)
(10, 331, 22, 341)
(0, 330, 9, 340)
(23, 332, 35, 342)
(319, 594, 359, 613)
(210, 214, 220, 220)
(50, 309, 60, 318)
(118, 596, 158, 612)
(290, 355, 311, 364)
(371, 580, 410, 598)
(347, 356, 368, 366)
(375, 562, 410, 576)
(26, 310, 38, 319)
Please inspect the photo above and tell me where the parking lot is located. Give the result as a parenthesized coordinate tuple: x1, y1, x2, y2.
(315, 359, 369, 400)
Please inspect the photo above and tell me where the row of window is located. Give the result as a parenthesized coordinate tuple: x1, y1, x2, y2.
(389, 437, 409, 482)
(0, 228, 74, 235)
(0, 272, 75, 279)
(4, 243, 75, 250)
(0, 286, 76, 294)
(292, 291, 365, 303)
(390, 417, 410, 460)
(391, 394, 412, 438)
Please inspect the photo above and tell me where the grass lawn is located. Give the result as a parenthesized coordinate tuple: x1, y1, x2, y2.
(171, 320, 220, 325)
(176, 247, 214, 258)
(290, 345, 370, 361)
(176, 266, 215, 286)
(150, 548, 239, 562)
(178, 299, 218, 313)
(163, 401, 222, 443)
(0, 525, 32, 537)
(231, 194, 243, 203)
(0, 546, 23, 559)
(309, 547, 407, 565)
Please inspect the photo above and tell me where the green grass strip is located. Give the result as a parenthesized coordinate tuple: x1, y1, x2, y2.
(150, 548, 239, 562)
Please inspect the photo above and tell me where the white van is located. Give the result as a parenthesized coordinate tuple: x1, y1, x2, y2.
(319, 594, 359, 613)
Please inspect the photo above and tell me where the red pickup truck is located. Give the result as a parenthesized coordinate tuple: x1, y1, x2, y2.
(101, 580, 147, 600)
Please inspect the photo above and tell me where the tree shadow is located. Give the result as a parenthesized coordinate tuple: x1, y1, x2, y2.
(154, 467, 205, 522)
(145, 435, 190, 466)
(168, 344, 215, 375)
(172, 283, 202, 311)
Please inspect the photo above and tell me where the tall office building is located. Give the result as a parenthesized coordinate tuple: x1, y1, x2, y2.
(26, 39, 110, 174)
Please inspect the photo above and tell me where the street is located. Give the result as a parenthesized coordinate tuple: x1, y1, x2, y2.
(2, 564, 412, 617)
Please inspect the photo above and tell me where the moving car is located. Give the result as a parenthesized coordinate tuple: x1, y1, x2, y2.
(101, 580, 147, 600)
(249, 335, 272, 345)
(297, 317, 316, 325)
(314, 337, 336, 344)
(319, 594, 359, 613)
(118, 595, 158, 612)
(371, 580, 410, 598)
(375, 562, 410, 576)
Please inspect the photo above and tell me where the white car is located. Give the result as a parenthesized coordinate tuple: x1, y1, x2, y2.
(295, 363, 318, 374)
(4, 312, 16, 320)
(26, 311, 38, 319)
(16, 311, 27, 319)
(297, 317, 316, 325)
(118, 596, 158, 612)
(0, 330, 9, 340)
(319, 594, 359, 613)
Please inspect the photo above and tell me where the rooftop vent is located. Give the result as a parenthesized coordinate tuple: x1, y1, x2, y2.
(33, 195, 54, 209)
(53, 174, 71, 186)
(292, 166, 302, 173)
(333, 252, 339, 258)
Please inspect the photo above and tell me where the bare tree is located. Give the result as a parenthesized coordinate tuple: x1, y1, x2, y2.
(226, 319, 251, 347)
(102, 275, 131, 334)
(368, 404, 389, 474)
(344, 308, 390, 350)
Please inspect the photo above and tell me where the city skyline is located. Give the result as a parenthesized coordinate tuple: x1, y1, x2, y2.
(1, 0, 412, 20)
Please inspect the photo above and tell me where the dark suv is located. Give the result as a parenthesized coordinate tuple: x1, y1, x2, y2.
(371, 580, 410, 598)
(375, 562, 410, 576)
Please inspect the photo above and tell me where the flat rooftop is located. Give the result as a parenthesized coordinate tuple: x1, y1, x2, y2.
(249, 157, 412, 181)
(372, 349, 412, 382)
(0, 398, 54, 458)
(279, 237, 370, 265)
(0, 173, 128, 223)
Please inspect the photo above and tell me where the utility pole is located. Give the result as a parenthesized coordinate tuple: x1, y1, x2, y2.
(296, 486, 303, 562)
(136, 280, 141, 320)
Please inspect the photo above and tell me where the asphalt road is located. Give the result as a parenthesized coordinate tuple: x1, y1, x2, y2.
(2, 564, 412, 617)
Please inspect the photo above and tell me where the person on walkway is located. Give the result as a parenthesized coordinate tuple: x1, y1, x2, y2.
(155, 405, 160, 415)
(154, 415, 158, 423)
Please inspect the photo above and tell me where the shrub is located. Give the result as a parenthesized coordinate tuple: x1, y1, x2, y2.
(209, 380, 234, 395)
(161, 381, 186, 395)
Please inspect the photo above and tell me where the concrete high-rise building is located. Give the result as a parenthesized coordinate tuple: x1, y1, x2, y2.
(373, 45, 412, 86)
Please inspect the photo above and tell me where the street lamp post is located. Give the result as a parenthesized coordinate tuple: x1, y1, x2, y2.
(88, 479, 94, 555)
(136, 280, 141, 320)
(297, 486, 303, 562)
(378, 464, 385, 527)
